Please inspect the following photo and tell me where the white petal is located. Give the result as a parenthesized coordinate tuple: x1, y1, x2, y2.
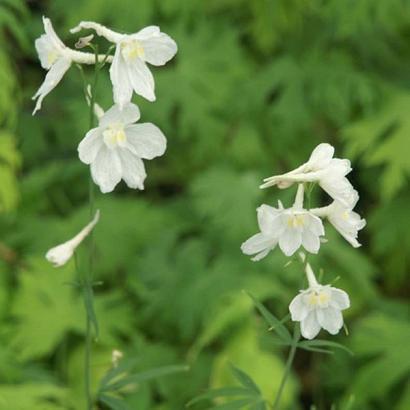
(46, 243, 74, 267)
(133, 26, 160, 40)
(241, 233, 277, 260)
(330, 288, 350, 310)
(306, 213, 325, 236)
(301, 229, 320, 254)
(118, 148, 146, 190)
(289, 294, 309, 321)
(127, 58, 155, 102)
(42, 16, 65, 50)
(78, 128, 103, 164)
(32, 57, 71, 114)
(257, 205, 283, 235)
(125, 123, 166, 159)
(91, 146, 122, 193)
(279, 228, 302, 256)
(301, 311, 321, 339)
(99, 103, 140, 127)
(35, 34, 55, 69)
(316, 307, 343, 335)
(110, 45, 133, 108)
(139, 33, 177, 66)
(307, 143, 334, 170)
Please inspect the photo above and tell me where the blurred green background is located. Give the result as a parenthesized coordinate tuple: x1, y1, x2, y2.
(0, 0, 409, 409)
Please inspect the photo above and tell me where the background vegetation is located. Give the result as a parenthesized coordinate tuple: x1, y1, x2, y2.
(0, 0, 409, 409)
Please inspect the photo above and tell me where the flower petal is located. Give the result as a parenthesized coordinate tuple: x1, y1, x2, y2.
(257, 204, 283, 235)
(118, 148, 146, 190)
(307, 143, 334, 170)
(241, 233, 277, 261)
(125, 123, 166, 159)
(133, 26, 160, 40)
(306, 213, 325, 236)
(78, 128, 103, 164)
(316, 307, 343, 335)
(32, 57, 71, 114)
(301, 311, 321, 339)
(330, 288, 350, 310)
(127, 58, 155, 102)
(279, 228, 302, 256)
(110, 45, 133, 108)
(289, 294, 309, 321)
(99, 103, 140, 127)
(301, 229, 320, 254)
(91, 146, 122, 193)
(42, 16, 65, 50)
(139, 33, 177, 66)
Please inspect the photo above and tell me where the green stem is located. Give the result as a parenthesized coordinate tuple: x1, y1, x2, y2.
(273, 325, 300, 410)
(83, 44, 100, 410)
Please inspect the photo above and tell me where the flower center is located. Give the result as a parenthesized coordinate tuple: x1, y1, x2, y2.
(287, 214, 305, 228)
(307, 290, 330, 307)
(103, 123, 127, 149)
(47, 50, 59, 66)
(121, 40, 145, 61)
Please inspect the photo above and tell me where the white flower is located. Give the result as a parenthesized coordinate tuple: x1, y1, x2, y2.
(311, 201, 366, 248)
(70, 22, 177, 106)
(32, 17, 72, 115)
(33, 17, 113, 115)
(260, 143, 358, 208)
(78, 103, 166, 193)
(46, 210, 100, 267)
(241, 185, 325, 259)
(289, 262, 350, 339)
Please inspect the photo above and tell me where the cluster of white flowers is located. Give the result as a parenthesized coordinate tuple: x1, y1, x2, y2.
(35, 17, 177, 265)
(33, 17, 177, 193)
(242, 144, 365, 259)
(241, 143, 365, 339)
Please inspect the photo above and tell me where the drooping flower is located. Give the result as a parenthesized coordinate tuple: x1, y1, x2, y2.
(289, 262, 350, 339)
(78, 103, 166, 193)
(46, 210, 100, 267)
(33, 17, 113, 115)
(32, 17, 72, 115)
(241, 184, 325, 259)
(311, 200, 366, 248)
(70, 21, 177, 106)
(260, 143, 358, 208)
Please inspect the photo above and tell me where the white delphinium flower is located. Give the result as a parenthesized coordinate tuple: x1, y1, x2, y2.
(46, 210, 100, 267)
(241, 184, 325, 259)
(70, 21, 177, 105)
(78, 103, 166, 193)
(311, 200, 366, 247)
(33, 17, 113, 115)
(260, 143, 358, 208)
(289, 262, 350, 339)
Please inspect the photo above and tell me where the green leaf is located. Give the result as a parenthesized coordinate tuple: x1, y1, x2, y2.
(187, 386, 256, 407)
(99, 394, 130, 410)
(298, 340, 353, 356)
(10, 257, 83, 360)
(246, 291, 292, 343)
(230, 365, 261, 394)
(102, 364, 189, 393)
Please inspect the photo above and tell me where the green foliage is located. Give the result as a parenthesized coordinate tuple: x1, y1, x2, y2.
(0, 0, 408, 409)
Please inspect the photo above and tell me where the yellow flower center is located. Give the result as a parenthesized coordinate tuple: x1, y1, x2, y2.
(287, 214, 305, 228)
(307, 290, 330, 307)
(121, 40, 145, 61)
(103, 124, 127, 148)
(47, 50, 59, 66)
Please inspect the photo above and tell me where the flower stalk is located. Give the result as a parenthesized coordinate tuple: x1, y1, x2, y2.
(272, 324, 300, 410)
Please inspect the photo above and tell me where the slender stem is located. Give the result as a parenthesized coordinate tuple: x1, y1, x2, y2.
(273, 325, 300, 410)
(83, 45, 100, 410)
